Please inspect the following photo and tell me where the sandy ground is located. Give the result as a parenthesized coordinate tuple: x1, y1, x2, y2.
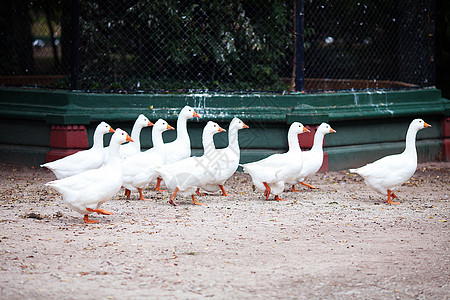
(0, 162, 448, 299)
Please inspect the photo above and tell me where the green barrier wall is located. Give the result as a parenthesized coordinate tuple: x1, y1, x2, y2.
(0, 88, 449, 169)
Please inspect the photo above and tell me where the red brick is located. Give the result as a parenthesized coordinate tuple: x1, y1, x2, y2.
(442, 138, 450, 162)
(49, 125, 88, 149)
(318, 152, 329, 173)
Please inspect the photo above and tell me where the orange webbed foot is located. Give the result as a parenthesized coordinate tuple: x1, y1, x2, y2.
(274, 195, 286, 201)
(138, 188, 152, 201)
(291, 185, 301, 192)
(169, 188, 179, 206)
(155, 177, 168, 192)
(219, 185, 232, 196)
(83, 215, 99, 224)
(192, 195, 206, 206)
(386, 199, 400, 205)
(196, 188, 207, 196)
(386, 190, 400, 205)
(300, 182, 318, 189)
(86, 208, 114, 215)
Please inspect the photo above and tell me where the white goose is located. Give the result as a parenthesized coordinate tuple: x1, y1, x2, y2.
(154, 106, 201, 191)
(121, 119, 174, 200)
(289, 122, 336, 192)
(45, 129, 133, 223)
(120, 114, 153, 159)
(349, 118, 431, 204)
(241, 122, 309, 201)
(41, 121, 114, 179)
(197, 118, 249, 196)
(156, 121, 226, 206)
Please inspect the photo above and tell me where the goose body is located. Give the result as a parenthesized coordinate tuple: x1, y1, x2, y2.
(156, 121, 226, 206)
(152, 106, 201, 191)
(41, 122, 114, 179)
(121, 119, 174, 200)
(289, 123, 336, 191)
(242, 122, 309, 201)
(349, 119, 431, 204)
(199, 118, 249, 195)
(45, 129, 133, 223)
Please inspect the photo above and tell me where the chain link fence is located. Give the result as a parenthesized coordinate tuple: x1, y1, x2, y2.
(0, 0, 435, 93)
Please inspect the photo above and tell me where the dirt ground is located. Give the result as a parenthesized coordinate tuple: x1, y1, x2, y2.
(0, 162, 448, 299)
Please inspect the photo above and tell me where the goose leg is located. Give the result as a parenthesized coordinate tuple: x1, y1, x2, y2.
(138, 188, 151, 201)
(300, 182, 318, 189)
(124, 189, 131, 199)
(191, 195, 206, 206)
(386, 190, 400, 205)
(219, 185, 231, 196)
(169, 187, 179, 206)
(83, 215, 99, 224)
(274, 195, 286, 201)
(86, 207, 114, 215)
(155, 177, 167, 192)
(291, 185, 301, 192)
(196, 188, 207, 196)
(263, 182, 271, 200)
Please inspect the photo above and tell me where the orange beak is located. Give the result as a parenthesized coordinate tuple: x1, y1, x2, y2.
(218, 126, 226, 132)
(330, 128, 336, 133)
(424, 122, 432, 128)
(243, 123, 249, 129)
(126, 135, 134, 142)
(193, 111, 202, 118)
(303, 127, 310, 133)
(109, 127, 115, 133)
(148, 121, 154, 126)
(167, 124, 175, 130)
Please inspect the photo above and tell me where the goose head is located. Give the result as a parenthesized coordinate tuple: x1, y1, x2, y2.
(230, 117, 249, 131)
(136, 114, 154, 128)
(153, 118, 175, 133)
(204, 121, 226, 137)
(410, 119, 432, 132)
(111, 128, 134, 145)
(180, 106, 202, 120)
(289, 122, 310, 135)
(317, 123, 336, 135)
(96, 121, 115, 135)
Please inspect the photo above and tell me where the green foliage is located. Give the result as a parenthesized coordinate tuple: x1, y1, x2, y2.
(78, 0, 293, 91)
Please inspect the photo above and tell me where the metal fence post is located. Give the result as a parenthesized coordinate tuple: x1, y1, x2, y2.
(295, 0, 305, 92)
(70, 0, 80, 90)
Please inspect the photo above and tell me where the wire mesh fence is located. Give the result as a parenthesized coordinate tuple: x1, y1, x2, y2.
(0, 0, 435, 93)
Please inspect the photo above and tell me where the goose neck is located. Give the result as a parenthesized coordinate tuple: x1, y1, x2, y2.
(130, 123, 142, 149)
(92, 129, 105, 150)
(227, 127, 239, 152)
(106, 139, 121, 165)
(152, 130, 164, 149)
(311, 132, 325, 152)
(175, 115, 189, 142)
(404, 126, 418, 155)
(287, 132, 301, 152)
(203, 132, 215, 155)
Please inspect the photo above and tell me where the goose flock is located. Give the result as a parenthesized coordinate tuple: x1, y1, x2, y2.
(41, 106, 432, 223)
